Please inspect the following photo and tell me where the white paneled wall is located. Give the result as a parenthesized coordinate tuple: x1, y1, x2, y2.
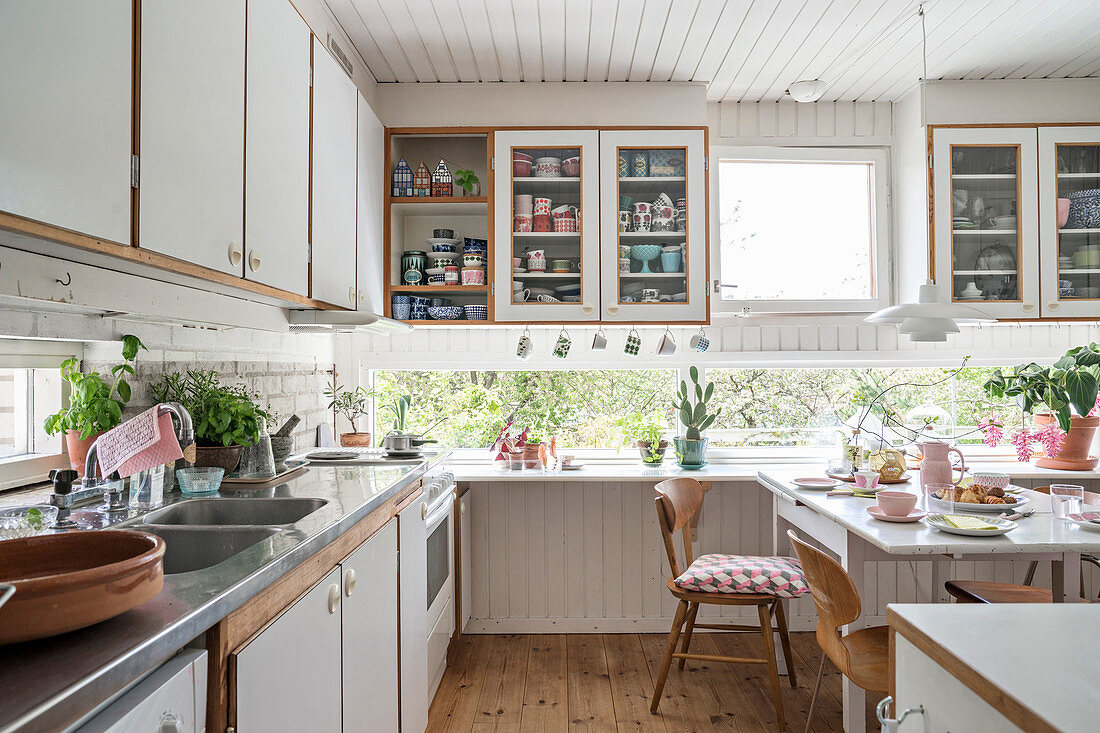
(463, 479, 1100, 634)
(715, 100, 892, 146)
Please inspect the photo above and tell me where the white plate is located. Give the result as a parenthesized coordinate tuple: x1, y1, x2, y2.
(792, 477, 841, 490)
(924, 514, 1018, 536)
(562, 463, 585, 470)
(929, 493, 1029, 513)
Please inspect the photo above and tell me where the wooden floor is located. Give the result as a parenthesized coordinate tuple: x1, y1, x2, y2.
(428, 632, 880, 732)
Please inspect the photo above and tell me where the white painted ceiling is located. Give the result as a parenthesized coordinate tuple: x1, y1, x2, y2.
(326, 0, 1100, 102)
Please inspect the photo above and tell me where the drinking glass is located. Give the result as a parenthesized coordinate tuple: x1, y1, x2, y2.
(924, 483, 954, 515)
(1050, 484, 1084, 519)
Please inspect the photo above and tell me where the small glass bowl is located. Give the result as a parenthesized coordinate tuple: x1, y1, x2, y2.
(0, 505, 59, 539)
(176, 467, 225, 495)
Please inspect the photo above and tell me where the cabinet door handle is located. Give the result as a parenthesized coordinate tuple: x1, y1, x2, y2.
(606, 304, 620, 316)
(421, 502, 429, 520)
(460, 500, 466, 515)
(343, 568, 357, 597)
(159, 713, 184, 733)
(1022, 300, 1035, 313)
(248, 250, 261, 272)
(1047, 300, 1060, 311)
(580, 302, 595, 315)
(327, 583, 341, 614)
(228, 242, 243, 266)
(349, 287, 357, 305)
(358, 289, 365, 305)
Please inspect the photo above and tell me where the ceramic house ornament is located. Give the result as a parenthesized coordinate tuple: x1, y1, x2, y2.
(431, 159, 453, 197)
(391, 157, 413, 197)
(413, 162, 431, 197)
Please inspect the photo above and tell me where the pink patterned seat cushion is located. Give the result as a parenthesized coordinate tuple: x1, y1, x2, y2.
(673, 554, 810, 598)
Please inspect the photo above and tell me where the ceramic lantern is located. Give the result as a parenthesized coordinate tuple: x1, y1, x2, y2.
(431, 159, 453, 197)
(391, 157, 413, 197)
(870, 448, 906, 481)
(413, 162, 431, 197)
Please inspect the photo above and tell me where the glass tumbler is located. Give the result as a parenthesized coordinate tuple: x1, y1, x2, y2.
(238, 434, 276, 478)
(1050, 484, 1084, 520)
(924, 483, 955, 515)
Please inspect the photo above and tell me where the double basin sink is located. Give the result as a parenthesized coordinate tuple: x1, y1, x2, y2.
(120, 498, 328, 574)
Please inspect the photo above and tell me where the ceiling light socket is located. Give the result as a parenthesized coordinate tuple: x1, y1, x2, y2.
(786, 79, 826, 103)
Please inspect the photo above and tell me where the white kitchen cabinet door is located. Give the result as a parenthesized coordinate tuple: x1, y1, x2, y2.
(311, 36, 359, 308)
(357, 94, 385, 313)
(398, 496, 429, 733)
(342, 519, 399, 732)
(139, 0, 245, 275)
(493, 129, 601, 321)
(459, 493, 471, 633)
(1038, 126, 1100, 318)
(0, 0, 132, 246)
(233, 567, 343, 732)
(244, 0, 310, 295)
(599, 129, 708, 322)
(931, 126, 1039, 319)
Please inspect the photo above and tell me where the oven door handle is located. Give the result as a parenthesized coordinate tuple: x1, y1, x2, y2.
(424, 490, 456, 529)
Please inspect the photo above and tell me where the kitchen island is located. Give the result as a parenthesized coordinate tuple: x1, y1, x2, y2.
(0, 461, 429, 733)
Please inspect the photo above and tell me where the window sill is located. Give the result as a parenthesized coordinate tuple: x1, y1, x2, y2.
(0, 453, 68, 493)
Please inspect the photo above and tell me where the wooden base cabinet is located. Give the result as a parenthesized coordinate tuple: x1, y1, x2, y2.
(229, 519, 400, 732)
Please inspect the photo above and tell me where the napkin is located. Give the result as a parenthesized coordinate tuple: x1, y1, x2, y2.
(97, 407, 184, 478)
(1069, 512, 1100, 524)
(942, 514, 999, 531)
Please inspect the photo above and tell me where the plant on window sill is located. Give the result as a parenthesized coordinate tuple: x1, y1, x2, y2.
(673, 366, 720, 467)
(324, 379, 377, 447)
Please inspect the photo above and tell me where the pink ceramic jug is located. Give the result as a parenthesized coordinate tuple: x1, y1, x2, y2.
(918, 441, 965, 488)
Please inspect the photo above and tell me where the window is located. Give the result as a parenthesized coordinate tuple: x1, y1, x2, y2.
(0, 343, 76, 490)
(713, 147, 890, 314)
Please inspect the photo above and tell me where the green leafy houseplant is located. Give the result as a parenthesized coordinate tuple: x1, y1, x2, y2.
(44, 335, 146, 440)
(672, 366, 721, 466)
(453, 168, 480, 196)
(382, 394, 413, 435)
(617, 411, 668, 464)
(150, 370, 267, 448)
(324, 379, 376, 446)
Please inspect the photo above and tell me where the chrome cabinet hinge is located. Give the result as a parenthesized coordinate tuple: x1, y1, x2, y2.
(928, 153, 933, 169)
(490, 156, 495, 171)
(130, 155, 139, 188)
(704, 155, 709, 170)
(490, 282, 495, 295)
(309, 67, 313, 87)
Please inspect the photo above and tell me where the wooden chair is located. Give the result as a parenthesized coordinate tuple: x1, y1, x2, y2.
(949, 485, 1100, 603)
(787, 530, 889, 733)
(650, 478, 797, 730)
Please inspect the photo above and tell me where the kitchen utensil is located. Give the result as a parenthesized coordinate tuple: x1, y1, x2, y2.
(631, 202, 652, 232)
(959, 281, 982, 299)
(527, 249, 547, 271)
(656, 328, 676, 356)
(854, 470, 880, 490)
(971, 472, 1010, 489)
(618, 210, 632, 232)
(513, 288, 530, 303)
(176, 466, 225, 494)
(514, 194, 534, 214)
(427, 240, 458, 253)
(514, 214, 533, 232)
(513, 152, 532, 177)
(463, 237, 488, 254)
(391, 297, 411, 320)
(462, 253, 485, 267)
(401, 250, 428, 285)
(561, 156, 580, 176)
(273, 415, 301, 438)
(433, 228, 455, 239)
(464, 304, 488, 320)
(928, 491, 1029, 513)
(381, 434, 436, 453)
(918, 441, 965, 488)
(660, 250, 682, 273)
(641, 288, 660, 303)
(989, 216, 1016, 229)
(430, 297, 451, 307)
(444, 265, 459, 284)
(551, 259, 576, 272)
(461, 268, 485, 285)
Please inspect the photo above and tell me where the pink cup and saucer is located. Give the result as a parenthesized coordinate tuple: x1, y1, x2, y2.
(866, 491, 925, 523)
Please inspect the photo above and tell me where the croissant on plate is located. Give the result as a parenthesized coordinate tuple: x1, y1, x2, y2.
(981, 495, 1007, 504)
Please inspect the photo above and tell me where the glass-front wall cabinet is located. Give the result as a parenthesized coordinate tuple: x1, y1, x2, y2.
(600, 129, 707, 322)
(932, 127, 1038, 319)
(493, 130, 599, 322)
(1039, 126, 1100, 318)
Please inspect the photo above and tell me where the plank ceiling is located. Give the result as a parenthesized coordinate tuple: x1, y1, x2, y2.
(325, 0, 1100, 102)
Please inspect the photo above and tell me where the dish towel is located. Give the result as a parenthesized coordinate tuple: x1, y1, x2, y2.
(96, 407, 184, 479)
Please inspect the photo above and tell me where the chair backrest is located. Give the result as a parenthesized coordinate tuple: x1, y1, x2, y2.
(654, 478, 704, 578)
(787, 530, 862, 673)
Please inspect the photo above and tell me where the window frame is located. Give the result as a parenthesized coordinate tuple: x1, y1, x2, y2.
(710, 145, 892, 315)
(0, 341, 81, 490)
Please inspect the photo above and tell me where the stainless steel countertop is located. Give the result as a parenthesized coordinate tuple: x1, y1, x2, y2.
(0, 458, 440, 732)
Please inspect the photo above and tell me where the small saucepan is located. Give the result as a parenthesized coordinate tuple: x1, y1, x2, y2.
(381, 434, 437, 453)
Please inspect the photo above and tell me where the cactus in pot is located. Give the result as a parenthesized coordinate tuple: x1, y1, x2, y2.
(672, 366, 721, 467)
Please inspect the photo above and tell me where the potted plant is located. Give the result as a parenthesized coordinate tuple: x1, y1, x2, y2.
(617, 411, 668, 464)
(382, 394, 413, 435)
(522, 432, 543, 469)
(43, 335, 146, 475)
(324, 380, 376, 447)
(453, 168, 480, 197)
(672, 366, 721, 467)
(984, 344, 1100, 469)
(150, 370, 267, 472)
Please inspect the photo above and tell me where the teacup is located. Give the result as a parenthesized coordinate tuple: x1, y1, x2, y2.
(641, 288, 660, 303)
(514, 214, 533, 232)
(619, 258, 631, 274)
(876, 491, 918, 517)
(591, 330, 607, 351)
(513, 288, 530, 303)
(514, 194, 533, 215)
(516, 332, 533, 360)
(854, 470, 880, 490)
(552, 330, 572, 359)
(552, 259, 576, 273)
(689, 331, 710, 352)
(462, 253, 485, 267)
(618, 210, 632, 232)
(513, 257, 522, 268)
(433, 228, 455, 239)
(656, 330, 676, 356)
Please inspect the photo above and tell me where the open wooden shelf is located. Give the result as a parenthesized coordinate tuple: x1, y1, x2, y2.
(387, 196, 486, 205)
(390, 284, 489, 293)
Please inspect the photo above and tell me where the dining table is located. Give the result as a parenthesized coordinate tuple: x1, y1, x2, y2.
(756, 468, 1100, 733)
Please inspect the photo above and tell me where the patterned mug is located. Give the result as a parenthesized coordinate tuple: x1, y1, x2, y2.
(552, 330, 572, 359)
(533, 197, 552, 216)
(689, 330, 710, 353)
(624, 328, 641, 356)
(516, 330, 533, 360)
(618, 210, 632, 232)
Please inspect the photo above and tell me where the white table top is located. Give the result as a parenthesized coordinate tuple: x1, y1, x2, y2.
(889, 603, 1100, 733)
(757, 469, 1100, 556)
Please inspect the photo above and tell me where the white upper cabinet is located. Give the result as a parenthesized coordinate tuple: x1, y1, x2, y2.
(310, 36, 358, 308)
(493, 130, 601, 322)
(139, 0, 245, 275)
(599, 129, 708, 323)
(244, 0, 310, 295)
(931, 126, 1039, 319)
(357, 94, 385, 313)
(0, 0, 132, 245)
(1038, 126, 1100, 319)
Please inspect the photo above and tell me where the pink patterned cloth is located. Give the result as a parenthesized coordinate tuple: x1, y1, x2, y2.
(673, 554, 810, 598)
(97, 408, 183, 478)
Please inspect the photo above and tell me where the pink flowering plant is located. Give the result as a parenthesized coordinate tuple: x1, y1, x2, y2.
(490, 421, 529, 461)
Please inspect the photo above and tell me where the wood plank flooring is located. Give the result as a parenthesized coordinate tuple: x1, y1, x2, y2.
(428, 632, 880, 732)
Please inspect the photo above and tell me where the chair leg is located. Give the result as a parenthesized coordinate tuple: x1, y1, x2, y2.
(757, 603, 787, 731)
(773, 600, 797, 688)
(650, 600, 689, 714)
(804, 654, 827, 733)
(1023, 560, 1038, 586)
(677, 603, 699, 670)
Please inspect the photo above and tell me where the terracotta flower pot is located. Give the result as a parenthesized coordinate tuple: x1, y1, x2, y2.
(522, 442, 542, 469)
(1034, 413, 1099, 470)
(340, 432, 372, 447)
(65, 430, 103, 477)
(194, 444, 244, 473)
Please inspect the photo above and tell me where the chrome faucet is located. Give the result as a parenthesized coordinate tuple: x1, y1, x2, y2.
(52, 403, 195, 527)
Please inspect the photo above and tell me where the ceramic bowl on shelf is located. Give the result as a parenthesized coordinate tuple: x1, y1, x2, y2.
(427, 306, 464, 320)
(433, 228, 455, 239)
(428, 240, 458, 253)
(989, 216, 1017, 228)
(1066, 189, 1100, 229)
(464, 304, 488, 320)
(426, 252, 459, 266)
(463, 237, 488, 255)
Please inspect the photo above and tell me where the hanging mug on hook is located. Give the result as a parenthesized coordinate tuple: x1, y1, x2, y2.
(689, 328, 710, 353)
(624, 327, 641, 357)
(516, 327, 533, 361)
(656, 328, 677, 356)
(553, 328, 572, 359)
(591, 328, 608, 351)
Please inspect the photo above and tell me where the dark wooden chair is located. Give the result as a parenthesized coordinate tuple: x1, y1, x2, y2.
(650, 478, 797, 730)
(788, 530, 889, 733)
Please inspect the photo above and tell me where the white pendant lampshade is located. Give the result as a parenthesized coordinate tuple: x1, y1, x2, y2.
(786, 79, 826, 103)
(866, 280, 994, 342)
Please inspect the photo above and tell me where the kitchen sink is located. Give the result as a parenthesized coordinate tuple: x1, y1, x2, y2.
(137, 525, 282, 574)
(141, 498, 328, 526)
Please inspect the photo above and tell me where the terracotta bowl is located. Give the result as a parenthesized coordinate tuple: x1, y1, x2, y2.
(0, 530, 165, 644)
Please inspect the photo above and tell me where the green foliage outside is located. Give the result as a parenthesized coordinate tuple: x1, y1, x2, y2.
(372, 366, 1023, 450)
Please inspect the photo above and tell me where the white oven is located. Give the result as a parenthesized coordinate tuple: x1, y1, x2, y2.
(424, 482, 456, 692)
